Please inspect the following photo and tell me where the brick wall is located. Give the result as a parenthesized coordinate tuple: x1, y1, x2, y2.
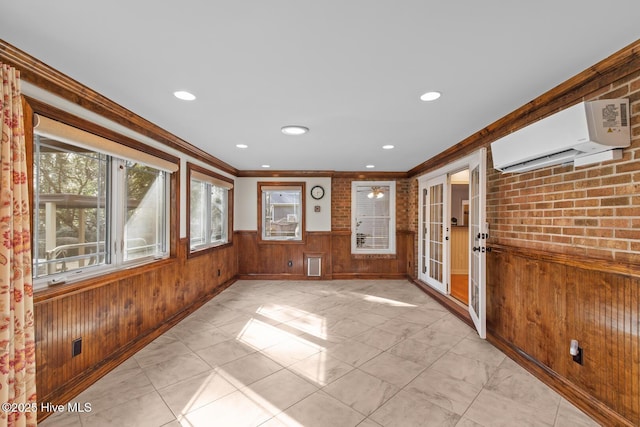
(331, 176, 411, 231)
(487, 72, 640, 263)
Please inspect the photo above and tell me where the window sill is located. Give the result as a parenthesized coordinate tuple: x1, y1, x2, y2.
(33, 256, 175, 303)
(187, 241, 233, 258)
(351, 253, 398, 259)
(258, 238, 306, 245)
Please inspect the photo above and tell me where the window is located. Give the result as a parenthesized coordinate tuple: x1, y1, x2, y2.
(188, 164, 233, 252)
(32, 114, 177, 286)
(352, 181, 396, 254)
(259, 182, 305, 241)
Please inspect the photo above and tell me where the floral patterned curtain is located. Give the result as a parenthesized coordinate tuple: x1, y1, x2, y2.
(0, 63, 37, 427)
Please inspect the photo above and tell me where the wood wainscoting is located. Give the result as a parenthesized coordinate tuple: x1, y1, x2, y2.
(236, 230, 414, 280)
(487, 244, 639, 426)
(34, 238, 237, 420)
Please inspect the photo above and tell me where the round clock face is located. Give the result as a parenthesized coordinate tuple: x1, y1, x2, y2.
(311, 185, 325, 200)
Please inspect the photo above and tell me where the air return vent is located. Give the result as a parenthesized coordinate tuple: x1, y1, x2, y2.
(307, 257, 321, 277)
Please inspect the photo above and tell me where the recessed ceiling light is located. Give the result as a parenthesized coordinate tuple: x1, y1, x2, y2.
(420, 91, 441, 102)
(382, 145, 395, 150)
(281, 125, 309, 136)
(236, 144, 248, 149)
(261, 164, 271, 168)
(174, 90, 196, 101)
(366, 164, 375, 169)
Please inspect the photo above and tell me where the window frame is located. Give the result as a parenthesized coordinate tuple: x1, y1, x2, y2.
(351, 180, 396, 255)
(29, 105, 179, 290)
(257, 181, 306, 243)
(186, 162, 234, 256)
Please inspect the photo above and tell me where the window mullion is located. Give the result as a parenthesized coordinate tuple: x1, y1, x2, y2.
(112, 159, 125, 265)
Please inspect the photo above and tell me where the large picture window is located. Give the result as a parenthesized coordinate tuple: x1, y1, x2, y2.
(259, 182, 305, 241)
(32, 114, 177, 287)
(188, 164, 233, 252)
(352, 181, 396, 254)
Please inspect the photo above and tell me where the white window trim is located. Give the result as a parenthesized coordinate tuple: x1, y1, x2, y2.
(260, 183, 304, 242)
(189, 177, 230, 251)
(32, 125, 172, 290)
(351, 181, 396, 254)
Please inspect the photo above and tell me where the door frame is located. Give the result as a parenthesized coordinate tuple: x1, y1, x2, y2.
(417, 148, 487, 338)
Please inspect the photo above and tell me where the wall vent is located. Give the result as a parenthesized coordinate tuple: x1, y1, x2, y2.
(307, 257, 321, 277)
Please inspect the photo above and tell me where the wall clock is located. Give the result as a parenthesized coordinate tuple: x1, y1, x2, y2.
(310, 185, 325, 200)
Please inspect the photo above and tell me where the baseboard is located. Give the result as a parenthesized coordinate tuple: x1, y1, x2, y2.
(410, 278, 473, 327)
(487, 332, 635, 427)
(331, 273, 409, 280)
(37, 277, 237, 422)
(410, 278, 633, 427)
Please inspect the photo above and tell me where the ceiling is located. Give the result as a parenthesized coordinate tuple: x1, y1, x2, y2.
(2, 1, 640, 172)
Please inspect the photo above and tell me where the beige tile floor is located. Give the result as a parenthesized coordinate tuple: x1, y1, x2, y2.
(41, 280, 600, 427)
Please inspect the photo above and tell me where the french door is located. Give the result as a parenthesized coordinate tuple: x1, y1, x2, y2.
(468, 150, 487, 338)
(418, 148, 487, 339)
(419, 175, 448, 294)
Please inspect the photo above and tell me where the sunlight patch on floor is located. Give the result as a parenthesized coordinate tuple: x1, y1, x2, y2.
(363, 294, 416, 307)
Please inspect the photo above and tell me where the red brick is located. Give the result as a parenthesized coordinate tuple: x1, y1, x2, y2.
(585, 228, 613, 238)
(574, 178, 601, 189)
(615, 183, 640, 195)
(601, 218, 631, 228)
(574, 199, 599, 207)
(563, 227, 586, 236)
(602, 174, 632, 186)
(615, 229, 640, 240)
(597, 239, 628, 250)
(602, 196, 630, 206)
(586, 166, 614, 178)
(574, 218, 598, 227)
(553, 201, 574, 209)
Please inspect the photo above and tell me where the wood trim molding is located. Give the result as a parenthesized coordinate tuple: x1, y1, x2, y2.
(489, 242, 640, 278)
(408, 39, 640, 178)
(237, 170, 409, 178)
(0, 39, 238, 175)
(237, 170, 335, 178)
(332, 273, 409, 280)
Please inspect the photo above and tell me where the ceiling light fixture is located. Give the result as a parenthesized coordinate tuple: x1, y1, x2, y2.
(281, 125, 309, 136)
(367, 186, 385, 199)
(173, 90, 196, 101)
(382, 145, 395, 150)
(365, 164, 375, 169)
(236, 144, 248, 149)
(420, 91, 441, 102)
(261, 164, 271, 168)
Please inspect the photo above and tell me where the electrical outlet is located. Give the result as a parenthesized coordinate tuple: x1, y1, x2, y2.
(72, 338, 82, 357)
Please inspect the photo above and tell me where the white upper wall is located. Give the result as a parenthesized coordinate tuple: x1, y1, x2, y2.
(234, 177, 331, 231)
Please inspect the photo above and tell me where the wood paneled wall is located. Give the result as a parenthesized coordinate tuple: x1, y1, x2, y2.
(236, 231, 332, 279)
(34, 239, 237, 415)
(331, 231, 413, 279)
(487, 244, 639, 426)
(236, 230, 414, 280)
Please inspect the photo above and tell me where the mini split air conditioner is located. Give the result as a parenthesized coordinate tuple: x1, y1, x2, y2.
(491, 99, 630, 173)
